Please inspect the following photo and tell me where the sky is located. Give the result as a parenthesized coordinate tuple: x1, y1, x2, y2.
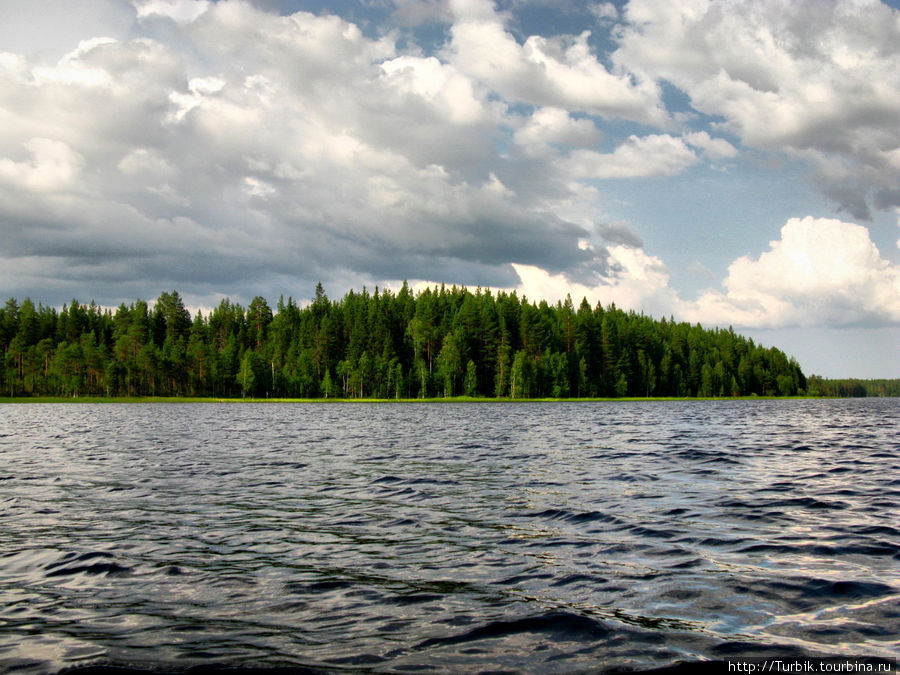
(0, 0, 898, 378)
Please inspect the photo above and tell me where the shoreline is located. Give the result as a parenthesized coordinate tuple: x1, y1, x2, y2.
(0, 395, 855, 404)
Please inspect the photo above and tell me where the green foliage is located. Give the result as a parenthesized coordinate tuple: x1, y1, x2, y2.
(805, 375, 900, 397)
(0, 286, 821, 399)
(464, 359, 478, 397)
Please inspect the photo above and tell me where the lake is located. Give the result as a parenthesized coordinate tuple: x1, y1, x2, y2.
(0, 400, 897, 673)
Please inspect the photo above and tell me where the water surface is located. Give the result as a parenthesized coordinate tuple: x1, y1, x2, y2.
(1, 400, 897, 672)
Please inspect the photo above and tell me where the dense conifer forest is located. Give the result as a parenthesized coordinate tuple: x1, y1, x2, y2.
(804, 376, 900, 398)
(0, 284, 809, 399)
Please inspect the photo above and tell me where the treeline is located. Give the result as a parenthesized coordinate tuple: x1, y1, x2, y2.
(1, 284, 806, 399)
(806, 376, 900, 398)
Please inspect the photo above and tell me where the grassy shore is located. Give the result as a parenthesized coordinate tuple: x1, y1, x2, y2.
(1, 395, 817, 403)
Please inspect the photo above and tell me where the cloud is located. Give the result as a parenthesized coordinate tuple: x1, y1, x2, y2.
(379, 55, 487, 125)
(0, 0, 136, 60)
(446, 0, 668, 125)
(594, 221, 643, 249)
(684, 131, 738, 160)
(0, 138, 84, 192)
(390, 0, 452, 26)
(133, 0, 210, 25)
(683, 217, 900, 327)
(512, 106, 602, 158)
(491, 216, 900, 331)
(688, 261, 715, 280)
(613, 0, 900, 219)
(117, 148, 174, 177)
(590, 3, 618, 22)
(0, 1, 608, 305)
(564, 134, 699, 179)
(512, 243, 678, 317)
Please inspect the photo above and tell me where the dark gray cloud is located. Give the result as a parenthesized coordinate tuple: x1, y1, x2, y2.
(595, 221, 643, 248)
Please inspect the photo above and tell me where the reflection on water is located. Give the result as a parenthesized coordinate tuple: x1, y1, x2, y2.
(0, 399, 897, 673)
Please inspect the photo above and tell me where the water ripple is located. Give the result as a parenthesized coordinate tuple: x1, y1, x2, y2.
(0, 399, 897, 673)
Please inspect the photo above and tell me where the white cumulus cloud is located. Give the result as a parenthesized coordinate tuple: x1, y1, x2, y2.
(0, 138, 84, 192)
(512, 244, 679, 319)
(133, 0, 210, 25)
(507, 216, 900, 331)
(683, 217, 900, 327)
(613, 0, 900, 218)
(447, 0, 668, 125)
(564, 134, 699, 179)
(513, 107, 602, 158)
(684, 131, 738, 160)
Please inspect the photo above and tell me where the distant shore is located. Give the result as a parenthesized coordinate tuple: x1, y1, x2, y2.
(0, 395, 844, 404)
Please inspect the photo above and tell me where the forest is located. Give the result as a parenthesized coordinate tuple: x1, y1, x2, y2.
(804, 376, 900, 398)
(1, 284, 808, 399)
